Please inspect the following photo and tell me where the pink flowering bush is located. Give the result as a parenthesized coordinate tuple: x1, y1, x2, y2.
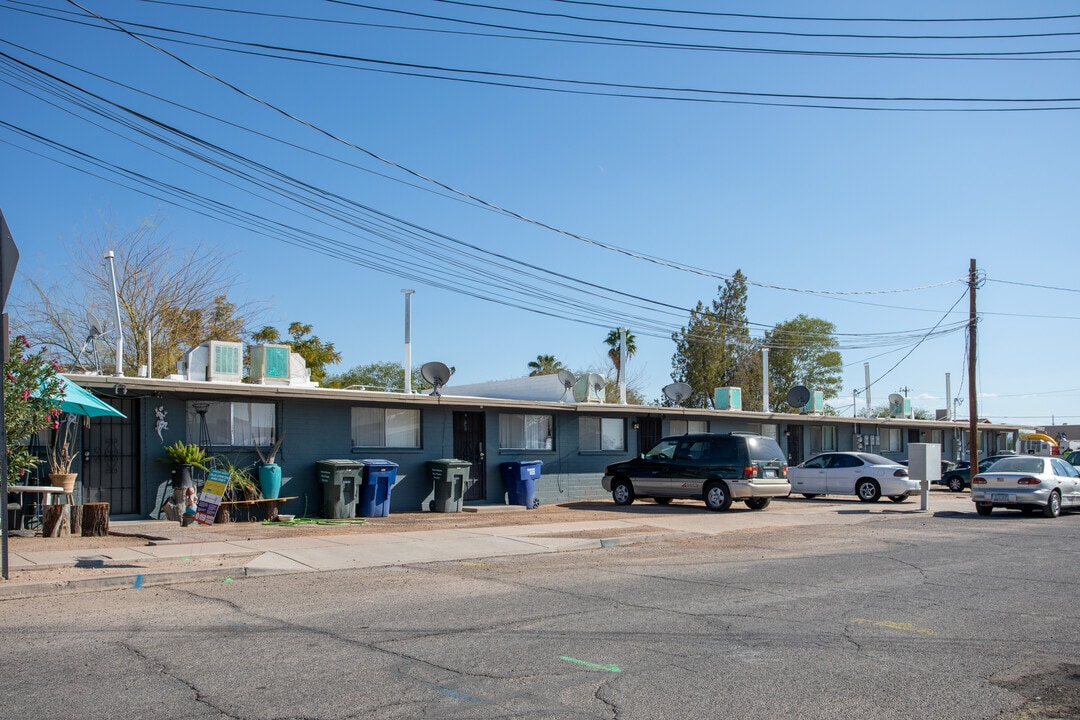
(4, 335, 65, 483)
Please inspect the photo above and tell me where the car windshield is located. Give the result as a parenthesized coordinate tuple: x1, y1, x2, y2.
(856, 453, 897, 467)
(989, 457, 1045, 474)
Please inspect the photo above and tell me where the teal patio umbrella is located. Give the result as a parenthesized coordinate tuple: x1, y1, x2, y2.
(53, 376, 126, 418)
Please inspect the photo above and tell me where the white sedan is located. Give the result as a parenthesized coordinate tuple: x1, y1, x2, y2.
(788, 452, 919, 503)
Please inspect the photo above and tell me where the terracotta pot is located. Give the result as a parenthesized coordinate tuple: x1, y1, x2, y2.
(48, 472, 77, 493)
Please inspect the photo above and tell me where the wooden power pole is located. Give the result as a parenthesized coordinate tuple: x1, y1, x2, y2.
(968, 259, 979, 463)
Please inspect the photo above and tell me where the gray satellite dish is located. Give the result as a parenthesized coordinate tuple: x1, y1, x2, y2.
(557, 369, 576, 401)
(786, 385, 811, 408)
(888, 393, 904, 406)
(662, 382, 692, 404)
(420, 361, 454, 396)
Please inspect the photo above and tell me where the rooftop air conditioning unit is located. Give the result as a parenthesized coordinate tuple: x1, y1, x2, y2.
(250, 344, 291, 382)
(573, 373, 606, 403)
(205, 341, 243, 382)
(803, 390, 824, 415)
(714, 387, 742, 411)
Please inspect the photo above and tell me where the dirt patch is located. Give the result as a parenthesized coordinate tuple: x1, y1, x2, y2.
(997, 664, 1080, 719)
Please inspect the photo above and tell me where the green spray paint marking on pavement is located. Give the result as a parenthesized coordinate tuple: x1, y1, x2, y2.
(559, 656, 621, 673)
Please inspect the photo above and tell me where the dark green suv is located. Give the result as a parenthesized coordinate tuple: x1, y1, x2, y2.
(936, 455, 1015, 492)
(601, 433, 790, 511)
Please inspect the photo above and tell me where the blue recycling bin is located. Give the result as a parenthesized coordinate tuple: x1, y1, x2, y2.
(500, 460, 543, 508)
(359, 459, 398, 517)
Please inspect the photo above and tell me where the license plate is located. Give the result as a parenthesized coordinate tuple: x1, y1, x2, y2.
(764, 469, 777, 478)
(991, 493, 1010, 502)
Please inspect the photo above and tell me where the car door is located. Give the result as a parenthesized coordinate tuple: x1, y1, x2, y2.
(792, 454, 830, 494)
(634, 438, 679, 497)
(826, 454, 863, 495)
(1050, 458, 1080, 506)
(670, 437, 715, 497)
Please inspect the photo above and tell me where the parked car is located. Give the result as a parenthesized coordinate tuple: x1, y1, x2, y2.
(936, 455, 1015, 493)
(788, 452, 919, 503)
(971, 455, 1080, 517)
(601, 433, 790, 511)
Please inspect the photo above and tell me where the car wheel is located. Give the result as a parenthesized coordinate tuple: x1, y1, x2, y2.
(802, 493, 820, 499)
(888, 495, 907, 503)
(703, 482, 732, 512)
(1042, 491, 1061, 518)
(612, 480, 635, 506)
(947, 476, 965, 493)
(975, 502, 993, 516)
(745, 497, 771, 510)
(856, 479, 881, 503)
(654, 497, 672, 505)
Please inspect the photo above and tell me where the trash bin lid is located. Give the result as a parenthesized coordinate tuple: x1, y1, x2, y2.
(360, 459, 398, 470)
(317, 459, 366, 469)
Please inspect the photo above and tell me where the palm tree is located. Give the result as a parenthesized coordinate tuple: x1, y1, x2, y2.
(527, 354, 564, 376)
(604, 328, 637, 388)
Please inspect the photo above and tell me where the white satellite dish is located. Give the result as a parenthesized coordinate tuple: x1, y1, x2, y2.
(888, 393, 905, 406)
(557, 369, 577, 401)
(420, 361, 454, 396)
(786, 385, 811, 409)
(662, 382, 692, 404)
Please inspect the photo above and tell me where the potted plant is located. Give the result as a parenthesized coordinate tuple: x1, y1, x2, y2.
(216, 458, 259, 501)
(47, 413, 81, 493)
(156, 440, 209, 488)
(254, 433, 286, 500)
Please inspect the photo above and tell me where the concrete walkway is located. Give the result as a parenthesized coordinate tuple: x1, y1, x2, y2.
(0, 494, 964, 599)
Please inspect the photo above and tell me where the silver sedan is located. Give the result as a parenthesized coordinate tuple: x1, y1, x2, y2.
(971, 455, 1080, 517)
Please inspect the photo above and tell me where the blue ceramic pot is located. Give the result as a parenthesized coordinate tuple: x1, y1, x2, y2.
(259, 463, 282, 499)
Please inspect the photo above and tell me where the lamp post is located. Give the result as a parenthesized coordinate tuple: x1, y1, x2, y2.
(104, 250, 124, 377)
(402, 289, 415, 393)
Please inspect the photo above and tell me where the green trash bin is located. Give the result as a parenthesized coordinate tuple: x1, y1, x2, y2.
(317, 460, 364, 518)
(428, 459, 471, 513)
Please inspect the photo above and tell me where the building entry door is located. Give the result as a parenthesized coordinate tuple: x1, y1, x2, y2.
(454, 412, 486, 501)
(637, 417, 663, 455)
(786, 425, 803, 467)
(81, 396, 140, 516)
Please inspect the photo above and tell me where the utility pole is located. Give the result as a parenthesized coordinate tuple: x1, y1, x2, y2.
(968, 259, 979, 462)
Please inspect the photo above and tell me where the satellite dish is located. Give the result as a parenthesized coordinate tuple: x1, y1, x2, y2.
(73, 311, 108, 373)
(786, 385, 811, 408)
(888, 393, 904, 406)
(420, 361, 454, 396)
(557, 369, 577, 401)
(662, 382, 692, 404)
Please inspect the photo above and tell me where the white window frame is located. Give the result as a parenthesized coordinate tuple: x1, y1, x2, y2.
(669, 419, 708, 436)
(747, 423, 779, 441)
(579, 417, 625, 452)
(351, 407, 421, 448)
(186, 401, 276, 448)
(810, 425, 838, 454)
(499, 413, 553, 450)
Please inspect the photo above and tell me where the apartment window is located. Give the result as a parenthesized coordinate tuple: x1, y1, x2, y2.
(351, 407, 420, 448)
(499, 413, 553, 450)
(882, 427, 903, 453)
(186, 401, 275, 448)
(747, 423, 779, 441)
(930, 429, 943, 445)
(810, 425, 838, 454)
(580, 417, 625, 452)
(669, 420, 708, 436)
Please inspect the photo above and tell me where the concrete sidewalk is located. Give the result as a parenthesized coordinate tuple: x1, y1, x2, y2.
(0, 495, 961, 599)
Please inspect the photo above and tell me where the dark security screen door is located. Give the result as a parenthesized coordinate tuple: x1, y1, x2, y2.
(81, 397, 140, 515)
(454, 411, 486, 501)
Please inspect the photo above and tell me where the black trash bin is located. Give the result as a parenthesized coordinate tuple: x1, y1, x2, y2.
(359, 459, 398, 517)
(427, 459, 471, 513)
(500, 460, 543, 508)
(317, 460, 364, 518)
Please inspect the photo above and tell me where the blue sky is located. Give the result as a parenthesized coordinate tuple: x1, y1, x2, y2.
(2, 1, 1078, 426)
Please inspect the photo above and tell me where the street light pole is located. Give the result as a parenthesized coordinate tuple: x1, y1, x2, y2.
(402, 289, 415, 393)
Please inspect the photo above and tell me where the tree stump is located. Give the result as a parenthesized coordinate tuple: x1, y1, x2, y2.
(43, 506, 70, 538)
(81, 502, 110, 537)
(69, 505, 83, 536)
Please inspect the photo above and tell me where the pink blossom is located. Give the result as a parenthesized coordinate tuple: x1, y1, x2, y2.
(21, 389, 30, 400)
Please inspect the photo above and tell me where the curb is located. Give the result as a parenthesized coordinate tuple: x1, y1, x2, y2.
(0, 566, 252, 600)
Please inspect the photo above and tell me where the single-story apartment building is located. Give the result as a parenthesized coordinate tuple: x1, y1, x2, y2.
(36, 368, 1021, 521)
